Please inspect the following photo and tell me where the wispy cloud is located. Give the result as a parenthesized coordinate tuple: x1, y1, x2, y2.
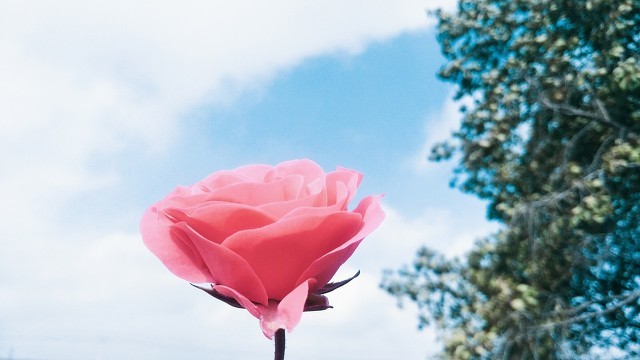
(409, 92, 471, 174)
(0, 0, 452, 217)
(0, 1, 464, 358)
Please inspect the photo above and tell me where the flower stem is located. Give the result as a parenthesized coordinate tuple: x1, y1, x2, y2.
(274, 328, 285, 360)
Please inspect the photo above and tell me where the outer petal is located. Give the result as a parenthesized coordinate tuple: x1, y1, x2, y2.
(222, 212, 362, 300)
(257, 280, 311, 339)
(175, 222, 269, 305)
(141, 206, 212, 283)
(296, 195, 385, 292)
(213, 280, 312, 339)
(212, 285, 262, 318)
(297, 237, 363, 294)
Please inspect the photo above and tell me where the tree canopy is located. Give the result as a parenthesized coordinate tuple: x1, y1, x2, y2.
(382, 0, 640, 358)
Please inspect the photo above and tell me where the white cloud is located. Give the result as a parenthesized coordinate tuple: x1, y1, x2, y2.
(0, 0, 461, 260)
(0, 1, 464, 358)
(294, 269, 439, 359)
(0, 203, 492, 359)
(0, 0, 455, 228)
(350, 204, 498, 276)
(289, 202, 498, 358)
(409, 93, 466, 173)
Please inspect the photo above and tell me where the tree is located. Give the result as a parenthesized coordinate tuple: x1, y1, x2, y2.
(381, 0, 640, 358)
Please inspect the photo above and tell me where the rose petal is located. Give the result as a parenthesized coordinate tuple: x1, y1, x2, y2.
(141, 159, 386, 339)
(174, 222, 269, 304)
(141, 206, 213, 283)
(346, 195, 386, 245)
(336, 166, 364, 187)
(297, 237, 363, 293)
(212, 280, 312, 339)
(192, 283, 243, 308)
(163, 203, 275, 244)
(199, 170, 255, 191)
(212, 285, 262, 318)
(207, 174, 305, 205)
(265, 159, 325, 188)
(222, 212, 362, 300)
(232, 163, 274, 181)
(296, 195, 385, 291)
(325, 168, 362, 207)
(257, 191, 324, 219)
(160, 188, 217, 209)
(257, 280, 311, 339)
(279, 200, 346, 220)
(278, 181, 351, 221)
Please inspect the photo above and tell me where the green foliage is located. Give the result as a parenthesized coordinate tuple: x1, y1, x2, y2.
(382, 0, 640, 358)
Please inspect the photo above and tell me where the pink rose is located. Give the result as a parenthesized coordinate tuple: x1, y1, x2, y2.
(140, 159, 385, 338)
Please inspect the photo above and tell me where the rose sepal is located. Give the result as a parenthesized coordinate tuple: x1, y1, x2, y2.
(192, 270, 361, 312)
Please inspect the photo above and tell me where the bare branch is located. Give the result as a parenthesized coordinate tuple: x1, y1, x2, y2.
(510, 169, 603, 223)
(586, 132, 618, 173)
(539, 96, 602, 121)
(538, 92, 638, 138)
(536, 290, 640, 330)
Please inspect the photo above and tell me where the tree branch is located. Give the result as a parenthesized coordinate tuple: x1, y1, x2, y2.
(538, 91, 638, 138)
(536, 290, 640, 330)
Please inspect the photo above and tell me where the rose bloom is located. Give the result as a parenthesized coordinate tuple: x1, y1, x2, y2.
(140, 159, 385, 338)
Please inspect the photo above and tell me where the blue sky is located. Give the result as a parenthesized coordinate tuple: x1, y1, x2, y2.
(0, 1, 498, 359)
